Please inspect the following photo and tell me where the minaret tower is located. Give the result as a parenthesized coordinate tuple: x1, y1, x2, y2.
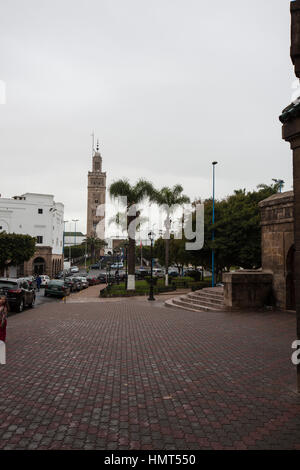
(86, 139, 106, 240)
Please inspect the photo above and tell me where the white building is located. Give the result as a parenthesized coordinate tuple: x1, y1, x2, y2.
(64, 232, 86, 247)
(0, 193, 64, 277)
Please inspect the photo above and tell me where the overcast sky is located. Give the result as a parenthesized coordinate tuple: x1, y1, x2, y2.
(0, 0, 296, 235)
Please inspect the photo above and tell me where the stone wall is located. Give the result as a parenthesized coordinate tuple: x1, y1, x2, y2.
(223, 271, 273, 311)
(259, 191, 294, 310)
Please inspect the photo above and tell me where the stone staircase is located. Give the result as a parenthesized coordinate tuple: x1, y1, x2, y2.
(165, 287, 225, 312)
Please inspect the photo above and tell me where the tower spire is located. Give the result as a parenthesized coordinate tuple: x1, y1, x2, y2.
(96, 139, 99, 152)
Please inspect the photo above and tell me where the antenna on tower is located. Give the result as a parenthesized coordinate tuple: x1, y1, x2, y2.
(91, 131, 95, 155)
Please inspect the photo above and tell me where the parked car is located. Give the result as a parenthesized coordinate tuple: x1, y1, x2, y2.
(97, 274, 107, 284)
(70, 266, 79, 273)
(111, 262, 124, 269)
(63, 278, 77, 292)
(69, 277, 83, 291)
(22, 276, 37, 289)
(40, 275, 51, 287)
(153, 268, 164, 278)
(90, 263, 100, 269)
(87, 276, 101, 286)
(135, 268, 150, 280)
(0, 278, 36, 312)
(74, 276, 89, 289)
(44, 280, 71, 298)
(169, 271, 179, 278)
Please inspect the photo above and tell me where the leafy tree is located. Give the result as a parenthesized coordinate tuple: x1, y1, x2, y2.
(186, 183, 279, 280)
(85, 237, 107, 263)
(109, 179, 155, 290)
(0, 232, 36, 274)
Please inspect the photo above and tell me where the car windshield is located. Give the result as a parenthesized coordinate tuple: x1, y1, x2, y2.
(49, 280, 64, 286)
(0, 281, 18, 289)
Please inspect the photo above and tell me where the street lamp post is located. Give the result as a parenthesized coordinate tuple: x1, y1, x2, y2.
(72, 219, 79, 246)
(63, 220, 68, 259)
(124, 241, 129, 290)
(212, 161, 218, 288)
(148, 231, 155, 301)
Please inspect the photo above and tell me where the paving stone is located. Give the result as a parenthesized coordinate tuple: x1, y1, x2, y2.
(0, 299, 299, 449)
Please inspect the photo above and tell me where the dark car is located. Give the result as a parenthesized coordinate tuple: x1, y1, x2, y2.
(135, 269, 150, 280)
(70, 277, 83, 291)
(44, 280, 71, 298)
(87, 275, 101, 286)
(63, 278, 77, 292)
(169, 271, 179, 278)
(90, 263, 100, 269)
(0, 278, 36, 312)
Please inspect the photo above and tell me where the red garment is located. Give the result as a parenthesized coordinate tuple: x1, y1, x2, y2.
(0, 320, 7, 342)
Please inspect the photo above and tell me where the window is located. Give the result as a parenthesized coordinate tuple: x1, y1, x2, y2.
(38, 208, 43, 214)
(36, 236, 43, 244)
(95, 199, 98, 204)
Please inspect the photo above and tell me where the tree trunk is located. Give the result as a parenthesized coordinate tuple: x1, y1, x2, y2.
(165, 238, 169, 286)
(127, 215, 136, 290)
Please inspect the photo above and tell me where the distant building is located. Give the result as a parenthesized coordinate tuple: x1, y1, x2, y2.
(0, 192, 64, 277)
(86, 140, 106, 243)
(64, 232, 86, 247)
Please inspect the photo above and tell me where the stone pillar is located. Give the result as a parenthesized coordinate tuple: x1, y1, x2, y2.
(280, 0, 300, 392)
(282, 121, 300, 391)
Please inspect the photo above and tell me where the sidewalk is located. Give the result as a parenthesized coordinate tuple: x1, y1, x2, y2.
(0, 299, 299, 450)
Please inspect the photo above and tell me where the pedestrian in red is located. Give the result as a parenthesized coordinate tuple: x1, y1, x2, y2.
(0, 296, 8, 343)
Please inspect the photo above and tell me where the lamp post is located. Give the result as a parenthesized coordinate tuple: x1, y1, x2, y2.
(124, 241, 129, 290)
(63, 220, 68, 259)
(212, 161, 218, 288)
(148, 231, 155, 301)
(272, 178, 285, 193)
(72, 219, 79, 246)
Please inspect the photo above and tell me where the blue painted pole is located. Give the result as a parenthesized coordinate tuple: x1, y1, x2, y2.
(212, 162, 218, 287)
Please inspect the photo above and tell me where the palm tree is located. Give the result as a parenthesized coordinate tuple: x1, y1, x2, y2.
(151, 185, 190, 286)
(109, 178, 155, 290)
(85, 236, 107, 263)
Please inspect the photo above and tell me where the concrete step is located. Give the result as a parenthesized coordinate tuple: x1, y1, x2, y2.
(186, 293, 224, 305)
(168, 297, 223, 312)
(165, 287, 225, 313)
(183, 296, 224, 309)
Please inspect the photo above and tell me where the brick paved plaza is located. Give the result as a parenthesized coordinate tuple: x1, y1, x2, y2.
(0, 295, 299, 450)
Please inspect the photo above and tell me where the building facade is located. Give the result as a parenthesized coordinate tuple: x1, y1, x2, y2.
(0, 193, 64, 277)
(86, 142, 106, 241)
(64, 232, 86, 247)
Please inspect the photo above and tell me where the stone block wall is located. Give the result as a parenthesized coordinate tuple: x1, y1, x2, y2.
(259, 191, 294, 310)
(223, 271, 273, 311)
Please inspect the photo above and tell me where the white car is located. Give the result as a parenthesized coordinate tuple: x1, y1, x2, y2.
(153, 268, 164, 278)
(70, 266, 79, 273)
(111, 262, 124, 269)
(40, 275, 50, 287)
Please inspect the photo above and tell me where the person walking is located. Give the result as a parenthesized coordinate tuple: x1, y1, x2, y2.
(36, 275, 42, 292)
